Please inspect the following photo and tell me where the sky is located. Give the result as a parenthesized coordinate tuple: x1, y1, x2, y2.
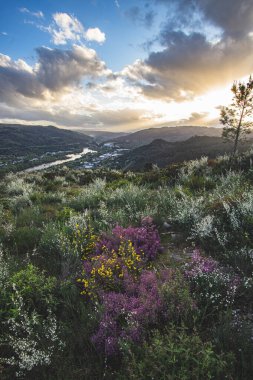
(0, 0, 253, 132)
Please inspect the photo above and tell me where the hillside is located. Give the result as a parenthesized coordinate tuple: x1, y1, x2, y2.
(76, 129, 128, 143)
(108, 126, 223, 148)
(0, 151, 253, 379)
(0, 124, 95, 156)
(116, 136, 253, 170)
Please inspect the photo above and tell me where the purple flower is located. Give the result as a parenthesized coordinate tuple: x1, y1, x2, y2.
(185, 249, 218, 278)
(95, 223, 161, 261)
(91, 270, 167, 357)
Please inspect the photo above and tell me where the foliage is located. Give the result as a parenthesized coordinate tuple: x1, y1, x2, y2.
(0, 265, 62, 378)
(91, 271, 167, 356)
(118, 326, 234, 380)
(185, 250, 240, 313)
(220, 76, 253, 155)
(77, 220, 162, 299)
(0, 149, 253, 379)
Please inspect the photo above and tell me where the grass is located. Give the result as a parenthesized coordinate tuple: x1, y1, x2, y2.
(0, 151, 253, 379)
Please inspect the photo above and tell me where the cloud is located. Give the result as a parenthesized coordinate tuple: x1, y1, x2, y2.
(92, 108, 161, 131)
(115, 0, 120, 9)
(156, 0, 253, 38)
(193, 0, 253, 38)
(125, 6, 156, 28)
(48, 13, 84, 45)
(0, 32, 8, 36)
(2, 1, 253, 131)
(0, 44, 109, 106)
(177, 112, 209, 125)
(44, 13, 106, 45)
(122, 0, 253, 101)
(0, 54, 44, 103)
(19, 7, 44, 19)
(35, 45, 109, 91)
(0, 48, 163, 131)
(85, 28, 106, 43)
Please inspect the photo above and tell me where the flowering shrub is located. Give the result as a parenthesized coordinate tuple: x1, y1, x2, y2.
(185, 250, 241, 311)
(91, 271, 166, 356)
(0, 265, 63, 378)
(77, 220, 162, 299)
(96, 218, 161, 261)
(2, 290, 63, 378)
(78, 240, 144, 298)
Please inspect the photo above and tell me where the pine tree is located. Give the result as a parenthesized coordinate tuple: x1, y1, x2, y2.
(220, 76, 253, 155)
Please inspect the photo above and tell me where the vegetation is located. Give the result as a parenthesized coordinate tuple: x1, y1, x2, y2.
(0, 124, 97, 175)
(221, 76, 253, 155)
(115, 135, 253, 170)
(0, 149, 253, 379)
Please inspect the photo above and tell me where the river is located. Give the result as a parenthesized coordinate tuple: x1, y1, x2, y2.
(24, 148, 96, 173)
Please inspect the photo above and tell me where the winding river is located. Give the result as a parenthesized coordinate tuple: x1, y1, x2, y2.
(24, 148, 96, 173)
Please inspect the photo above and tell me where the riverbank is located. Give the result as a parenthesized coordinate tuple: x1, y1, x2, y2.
(22, 148, 96, 173)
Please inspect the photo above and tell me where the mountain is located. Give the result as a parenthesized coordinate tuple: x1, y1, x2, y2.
(76, 129, 128, 143)
(116, 136, 253, 170)
(0, 124, 95, 156)
(107, 126, 222, 148)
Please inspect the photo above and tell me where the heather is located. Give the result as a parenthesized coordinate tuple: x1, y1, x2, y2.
(0, 151, 253, 379)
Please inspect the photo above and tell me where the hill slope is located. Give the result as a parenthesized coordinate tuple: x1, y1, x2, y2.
(116, 136, 253, 170)
(76, 129, 128, 143)
(108, 126, 222, 148)
(0, 124, 95, 156)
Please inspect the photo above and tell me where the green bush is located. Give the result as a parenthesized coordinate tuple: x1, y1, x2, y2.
(212, 313, 253, 380)
(9, 264, 57, 315)
(118, 326, 234, 380)
(0, 264, 61, 379)
(160, 270, 195, 326)
(37, 223, 62, 274)
(12, 226, 42, 255)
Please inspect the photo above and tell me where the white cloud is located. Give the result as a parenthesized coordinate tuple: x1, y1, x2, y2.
(85, 27, 106, 43)
(45, 13, 106, 45)
(49, 13, 84, 45)
(19, 7, 44, 19)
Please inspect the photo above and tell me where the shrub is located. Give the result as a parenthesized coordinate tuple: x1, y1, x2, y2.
(12, 226, 42, 255)
(78, 220, 162, 299)
(212, 311, 253, 380)
(10, 194, 33, 213)
(1, 291, 63, 378)
(95, 219, 161, 261)
(9, 264, 57, 315)
(185, 250, 241, 314)
(37, 223, 63, 274)
(118, 326, 234, 380)
(69, 179, 106, 211)
(160, 270, 196, 325)
(91, 271, 167, 357)
(0, 265, 62, 378)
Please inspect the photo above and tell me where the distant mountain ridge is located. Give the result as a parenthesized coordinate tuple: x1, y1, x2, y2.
(116, 136, 253, 170)
(0, 124, 95, 156)
(76, 129, 128, 143)
(108, 126, 223, 148)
